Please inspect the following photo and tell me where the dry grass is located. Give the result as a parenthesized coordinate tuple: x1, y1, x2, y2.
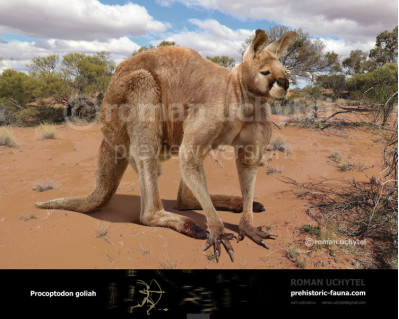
(339, 162, 355, 172)
(266, 166, 283, 175)
(207, 252, 217, 262)
(286, 241, 307, 268)
(36, 123, 57, 140)
(335, 98, 347, 106)
(20, 214, 38, 222)
(329, 151, 342, 163)
(269, 135, 292, 153)
(0, 126, 17, 147)
(96, 222, 112, 245)
(339, 161, 370, 172)
(281, 175, 398, 268)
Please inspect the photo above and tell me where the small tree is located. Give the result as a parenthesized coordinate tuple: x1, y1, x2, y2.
(27, 55, 59, 75)
(342, 50, 375, 75)
(316, 74, 347, 101)
(305, 85, 322, 118)
(61, 52, 115, 94)
(343, 26, 398, 75)
(131, 40, 176, 57)
(0, 69, 39, 124)
(347, 63, 398, 125)
(157, 40, 176, 47)
(27, 54, 71, 104)
(131, 45, 154, 56)
(369, 26, 398, 67)
(0, 69, 37, 106)
(206, 56, 235, 69)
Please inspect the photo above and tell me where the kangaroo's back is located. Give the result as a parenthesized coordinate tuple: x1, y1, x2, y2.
(113, 46, 231, 104)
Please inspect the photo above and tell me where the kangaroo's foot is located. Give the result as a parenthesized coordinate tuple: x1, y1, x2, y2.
(237, 223, 277, 249)
(203, 224, 236, 263)
(141, 209, 209, 240)
(181, 217, 209, 240)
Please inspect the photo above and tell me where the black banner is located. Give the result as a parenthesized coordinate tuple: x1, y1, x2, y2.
(0, 269, 396, 318)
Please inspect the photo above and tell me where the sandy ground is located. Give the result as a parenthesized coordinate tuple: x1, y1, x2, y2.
(0, 117, 386, 269)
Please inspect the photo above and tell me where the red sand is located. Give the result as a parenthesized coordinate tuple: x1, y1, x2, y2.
(0, 120, 385, 269)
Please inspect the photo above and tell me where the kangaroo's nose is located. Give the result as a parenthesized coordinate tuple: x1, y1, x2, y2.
(277, 78, 289, 90)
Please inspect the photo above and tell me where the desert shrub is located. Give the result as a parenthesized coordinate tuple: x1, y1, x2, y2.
(284, 174, 398, 268)
(269, 135, 292, 153)
(345, 100, 362, 106)
(348, 63, 398, 125)
(335, 98, 346, 106)
(0, 126, 16, 147)
(269, 136, 285, 151)
(67, 95, 99, 122)
(15, 107, 40, 126)
(0, 69, 37, 106)
(36, 123, 57, 139)
(0, 103, 5, 125)
(36, 105, 65, 124)
(329, 151, 342, 163)
(266, 166, 283, 175)
(14, 103, 64, 126)
(287, 91, 301, 100)
(300, 225, 321, 236)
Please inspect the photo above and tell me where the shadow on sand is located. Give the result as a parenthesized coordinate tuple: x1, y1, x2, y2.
(88, 194, 239, 234)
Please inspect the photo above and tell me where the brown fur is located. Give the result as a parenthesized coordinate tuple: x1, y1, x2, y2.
(36, 29, 296, 262)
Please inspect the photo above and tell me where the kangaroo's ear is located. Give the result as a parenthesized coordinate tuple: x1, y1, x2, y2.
(265, 31, 296, 58)
(243, 29, 268, 61)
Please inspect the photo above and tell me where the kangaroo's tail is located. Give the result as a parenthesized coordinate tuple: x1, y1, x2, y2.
(35, 139, 128, 213)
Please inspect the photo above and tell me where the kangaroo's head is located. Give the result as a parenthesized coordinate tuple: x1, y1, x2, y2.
(239, 29, 296, 99)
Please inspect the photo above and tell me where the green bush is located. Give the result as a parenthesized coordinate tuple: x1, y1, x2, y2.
(300, 225, 321, 237)
(15, 105, 64, 126)
(348, 63, 398, 125)
(16, 107, 40, 126)
(287, 92, 301, 100)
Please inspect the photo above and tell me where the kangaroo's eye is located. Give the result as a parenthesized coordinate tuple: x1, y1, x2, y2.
(260, 70, 271, 76)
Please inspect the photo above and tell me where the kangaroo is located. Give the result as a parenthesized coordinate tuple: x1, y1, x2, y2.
(36, 29, 296, 262)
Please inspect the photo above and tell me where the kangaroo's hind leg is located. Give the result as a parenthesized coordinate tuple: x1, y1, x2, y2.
(126, 70, 208, 239)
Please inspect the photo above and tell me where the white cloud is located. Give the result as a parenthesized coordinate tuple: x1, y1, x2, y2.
(157, 0, 397, 43)
(0, 37, 140, 73)
(160, 19, 252, 62)
(0, 0, 168, 40)
(0, 1, 394, 75)
(321, 38, 375, 59)
(157, 18, 378, 65)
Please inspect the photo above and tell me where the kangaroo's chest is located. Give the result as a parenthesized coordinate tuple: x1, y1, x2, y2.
(233, 121, 273, 147)
(212, 119, 272, 149)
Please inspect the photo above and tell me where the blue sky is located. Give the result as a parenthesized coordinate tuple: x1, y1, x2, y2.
(95, 0, 276, 47)
(102, 0, 274, 35)
(0, 0, 397, 76)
